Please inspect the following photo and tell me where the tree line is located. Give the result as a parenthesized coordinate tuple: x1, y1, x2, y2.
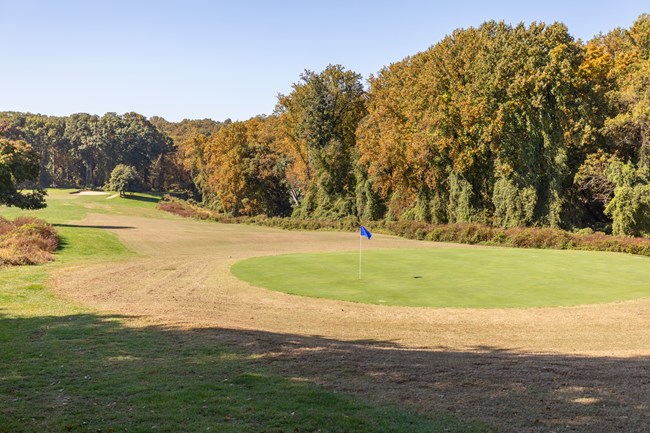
(1, 15, 649, 235)
(0, 111, 179, 190)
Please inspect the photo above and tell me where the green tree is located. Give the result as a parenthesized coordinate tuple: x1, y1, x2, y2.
(108, 164, 142, 197)
(604, 161, 650, 236)
(0, 111, 174, 190)
(573, 151, 618, 227)
(0, 139, 46, 209)
(95, 112, 172, 188)
(0, 112, 67, 187)
(64, 112, 101, 187)
(278, 65, 367, 218)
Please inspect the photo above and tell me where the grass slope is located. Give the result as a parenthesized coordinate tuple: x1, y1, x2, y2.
(232, 247, 650, 308)
(0, 190, 491, 432)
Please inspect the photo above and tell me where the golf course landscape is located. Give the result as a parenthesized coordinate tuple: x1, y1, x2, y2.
(3, 190, 650, 432)
(5, 3, 650, 431)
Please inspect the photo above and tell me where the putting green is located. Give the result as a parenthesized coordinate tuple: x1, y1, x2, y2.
(231, 247, 650, 308)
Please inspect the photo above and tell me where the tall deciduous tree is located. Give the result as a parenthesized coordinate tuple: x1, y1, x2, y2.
(359, 21, 598, 227)
(582, 14, 650, 235)
(278, 65, 367, 218)
(602, 14, 650, 166)
(202, 117, 290, 216)
(64, 112, 100, 187)
(150, 116, 225, 194)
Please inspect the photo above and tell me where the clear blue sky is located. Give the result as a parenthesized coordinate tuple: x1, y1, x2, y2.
(0, 0, 646, 122)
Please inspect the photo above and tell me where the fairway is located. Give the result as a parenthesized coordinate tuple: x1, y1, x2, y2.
(232, 247, 650, 307)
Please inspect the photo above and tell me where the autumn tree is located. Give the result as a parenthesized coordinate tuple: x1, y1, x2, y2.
(359, 21, 599, 228)
(583, 14, 650, 235)
(202, 117, 290, 216)
(601, 14, 650, 165)
(3, 14, 650, 235)
(150, 116, 225, 195)
(357, 54, 438, 221)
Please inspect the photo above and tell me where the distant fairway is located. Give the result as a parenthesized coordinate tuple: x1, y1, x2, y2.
(232, 247, 650, 308)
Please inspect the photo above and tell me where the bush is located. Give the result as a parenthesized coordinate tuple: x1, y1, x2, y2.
(507, 227, 573, 249)
(0, 216, 58, 266)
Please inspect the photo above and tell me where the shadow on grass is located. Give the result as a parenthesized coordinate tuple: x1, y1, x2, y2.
(55, 225, 132, 254)
(55, 235, 69, 252)
(123, 194, 161, 203)
(2, 313, 649, 432)
(205, 329, 650, 433)
(53, 223, 135, 230)
(0, 312, 491, 433)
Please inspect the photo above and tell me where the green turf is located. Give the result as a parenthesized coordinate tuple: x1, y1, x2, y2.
(0, 189, 168, 223)
(0, 189, 493, 432)
(232, 247, 650, 308)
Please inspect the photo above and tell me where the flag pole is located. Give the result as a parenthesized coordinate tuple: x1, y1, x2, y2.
(359, 231, 362, 280)
(359, 226, 372, 279)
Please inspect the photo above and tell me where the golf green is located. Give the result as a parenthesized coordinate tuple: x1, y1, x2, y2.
(231, 247, 650, 308)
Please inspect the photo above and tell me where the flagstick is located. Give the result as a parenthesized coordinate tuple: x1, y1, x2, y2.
(358, 233, 362, 280)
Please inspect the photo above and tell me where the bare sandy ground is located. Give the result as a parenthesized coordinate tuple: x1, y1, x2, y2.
(50, 213, 650, 432)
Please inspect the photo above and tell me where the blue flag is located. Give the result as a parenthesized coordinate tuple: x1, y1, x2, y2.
(360, 226, 372, 239)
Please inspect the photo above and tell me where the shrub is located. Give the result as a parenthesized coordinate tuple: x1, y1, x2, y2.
(507, 227, 573, 249)
(0, 217, 58, 266)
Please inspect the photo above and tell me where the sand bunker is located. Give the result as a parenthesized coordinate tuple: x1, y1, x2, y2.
(72, 191, 110, 196)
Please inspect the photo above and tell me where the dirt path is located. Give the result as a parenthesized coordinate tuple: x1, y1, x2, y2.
(50, 213, 650, 432)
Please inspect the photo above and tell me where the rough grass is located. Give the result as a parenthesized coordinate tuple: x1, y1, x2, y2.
(232, 247, 650, 308)
(0, 189, 493, 433)
(0, 216, 58, 266)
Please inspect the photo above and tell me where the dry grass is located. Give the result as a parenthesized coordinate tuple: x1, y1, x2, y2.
(0, 216, 58, 266)
(50, 213, 650, 432)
